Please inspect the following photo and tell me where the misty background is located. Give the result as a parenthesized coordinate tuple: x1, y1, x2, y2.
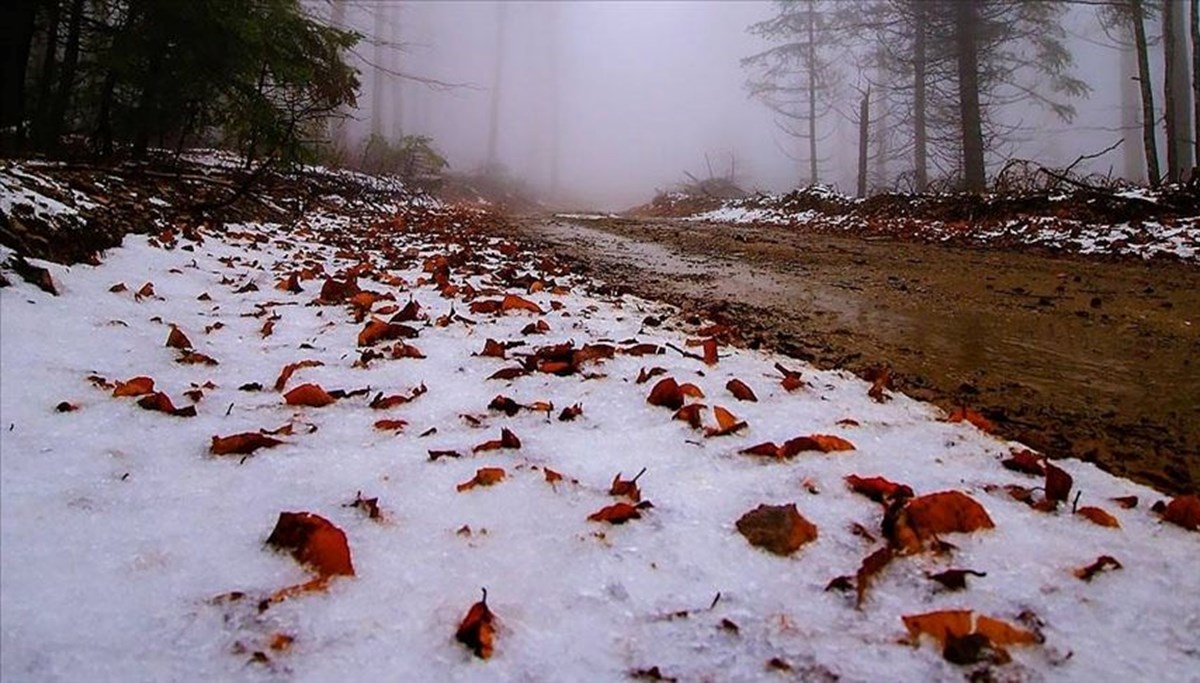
(327, 0, 1184, 210)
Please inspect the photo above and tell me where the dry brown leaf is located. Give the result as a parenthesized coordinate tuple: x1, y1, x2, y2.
(457, 467, 507, 492)
(455, 588, 496, 659)
(283, 383, 336, 408)
(1076, 506, 1120, 528)
(735, 503, 818, 556)
(274, 359, 323, 392)
(725, 378, 758, 402)
(210, 432, 285, 456)
(112, 376, 155, 397)
(266, 511, 355, 578)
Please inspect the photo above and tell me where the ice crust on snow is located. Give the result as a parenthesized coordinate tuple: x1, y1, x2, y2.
(1, 207, 1199, 682)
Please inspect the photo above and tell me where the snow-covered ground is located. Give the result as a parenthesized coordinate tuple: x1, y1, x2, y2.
(683, 190, 1200, 263)
(2, 204, 1198, 682)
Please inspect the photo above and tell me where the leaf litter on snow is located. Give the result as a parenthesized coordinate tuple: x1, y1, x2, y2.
(1, 189, 1199, 681)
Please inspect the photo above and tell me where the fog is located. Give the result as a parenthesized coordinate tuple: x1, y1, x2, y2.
(327, 1, 1184, 210)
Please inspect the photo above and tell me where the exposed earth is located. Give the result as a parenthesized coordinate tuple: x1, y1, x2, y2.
(515, 215, 1200, 495)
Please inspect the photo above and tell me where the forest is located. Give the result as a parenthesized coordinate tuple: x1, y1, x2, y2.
(1, 2, 1199, 682)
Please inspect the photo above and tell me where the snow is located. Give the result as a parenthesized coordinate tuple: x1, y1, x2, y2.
(2, 203, 1199, 682)
(0, 162, 96, 226)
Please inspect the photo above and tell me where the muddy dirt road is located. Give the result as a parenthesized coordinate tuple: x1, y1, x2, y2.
(515, 216, 1200, 495)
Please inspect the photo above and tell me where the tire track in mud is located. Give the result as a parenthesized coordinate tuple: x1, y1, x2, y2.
(514, 215, 1200, 495)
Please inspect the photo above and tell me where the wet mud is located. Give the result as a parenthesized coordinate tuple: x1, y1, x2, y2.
(516, 216, 1200, 495)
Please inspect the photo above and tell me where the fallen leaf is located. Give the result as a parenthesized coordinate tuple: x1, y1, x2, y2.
(1001, 449, 1044, 476)
(854, 546, 895, 607)
(945, 406, 995, 433)
(702, 338, 718, 365)
(391, 342, 425, 359)
(673, 403, 705, 429)
(176, 351, 219, 366)
(472, 428, 521, 453)
(588, 502, 643, 524)
(210, 432, 285, 456)
(704, 406, 747, 437)
(844, 474, 914, 503)
(488, 395, 522, 417)
(274, 360, 324, 392)
(928, 568, 987, 591)
(775, 362, 804, 392)
(647, 377, 685, 410)
(373, 419, 408, 432)
(865, 366, 892, 403)
(479, 338, 507, 358)
(735, 503, 818, 556)
(265, 511, 355, 577)
(345, 491, 382, 520)
(1110, 495, 1138, 509)
(135, 282, 155, 299)
(112, 376, 155, 397)
(636, 367, 668, 384)
(1160, 494, 1200, 531)
(903, 491, 995, 541)
(136, 392, 196, 417)
(902, 610, 1039, 652)
(165, 326, 193, 350)
(455, 588, 496, 659)
(1044, 463, 1073, 505)
(488, 366, 528, 381)
(557, 404, 583, 421)
(610, 468, 646, 502)
(283, 383, 336, 408)
(357, 318, 417, 347)
(1076, 506, 1120, 528)
(725, 378, 758, 402)
(1074, 555, 1122, 581)
(55, 401, 79, 412)
(457, 467, 507, 492)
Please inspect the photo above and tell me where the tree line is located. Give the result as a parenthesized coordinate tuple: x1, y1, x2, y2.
(745, 0, 1199, 194)
(1, 0, 359, 163)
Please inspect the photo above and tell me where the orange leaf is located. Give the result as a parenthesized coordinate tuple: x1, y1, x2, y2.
(274, 359, 323, 392)
(265, 511, 355, 578)
(705, 406, 747, 437)
(854, 546, 895, 608)
(609, 468, 645, 502)
(260, 319, 275, 338)
(725, 378, 758, 402)
(373, 419, 408, 432)
(679, 383, 705, 399)
(211, 432, 285, 456)
(702, 338, 718, 365)
(165, 326, 193, 350)
(673, 403, 705, 429)
(1001, 449, 1044, 476)
(112, 376, 155, 397)
(1074, 555, 1123, 581)
(1044, 462, 1073, 505)
(479, 338, 507, 359)
(775, 362, 804, 392)
(780, 434, 856, 456)
(391, 342, 425, 359)
(455, 588, 496, 659)
(844, 474, 914, 503)
(588, 502, 643, 524)
(1161, 494, 1200, 531)
(276, 272, 303, 293)
(136, 391, 196, 417)
(1076, 506, 1120, 528)
(902, 610, 1039, 650)
(735, 503, 818, 555)
(647, 377, 684, 410)
(865, 366, 892, 403)
(557, 403, 583, 421)
(945, 406, 995, 433)
(904, 491, 995, 540)
(501, 294, 544, 314)
(457, 467, 507, 492)
(176, 351, 219, 366)
(472, 428, 521, 453)
(1110, 495, 1138, 509)
(283, 383, 336, 408)
(544, 468, 564, 484)
(357, 318, 417, 347)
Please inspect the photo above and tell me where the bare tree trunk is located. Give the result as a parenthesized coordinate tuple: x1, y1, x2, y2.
(547, 3, 560, 199)
(1132, 0, 1162, 187)
(857, 88, 869, 198)
(912, 0, 928, 192)
(955, 0, 986, 192)
(327, 0, 348, 158)
(370, 3, 385, 139)
(806, 1, 818, 185)
(1121, 42, 1144, 182)
(486, 1, 508, 170)
(1163, 0, 1193, 181)
(1193, 0, 1199, 169)
(0, 0, 39, 153)
(32, 0, 60, 150)
(48, 0, 83, 150)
